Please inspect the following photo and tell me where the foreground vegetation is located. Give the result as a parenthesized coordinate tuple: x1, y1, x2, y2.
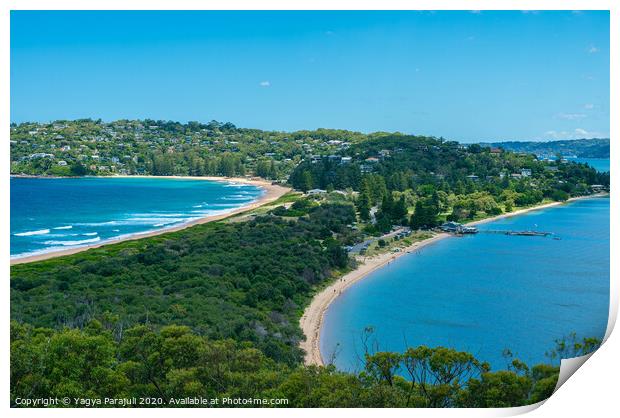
(11, 321, 599, 407)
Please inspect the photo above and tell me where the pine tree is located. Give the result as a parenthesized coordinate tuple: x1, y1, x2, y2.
(392, 195, 408, 221)
(356, 191, 372, 221)
(301, 170, 313, 192)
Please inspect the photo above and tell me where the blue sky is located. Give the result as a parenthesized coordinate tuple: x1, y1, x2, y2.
(10, 10, 609, 142)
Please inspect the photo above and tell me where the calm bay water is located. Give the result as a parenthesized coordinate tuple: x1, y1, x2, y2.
(10, 177, 263, 258)
(566, 157, 610, 173)
(322, 197, 610, 372)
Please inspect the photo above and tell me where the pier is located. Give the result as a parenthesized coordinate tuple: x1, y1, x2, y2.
(481, 230, 553, 237)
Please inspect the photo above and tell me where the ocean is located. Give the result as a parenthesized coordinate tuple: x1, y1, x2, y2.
(10, 177, 263, 258)
(321, 196, 610, 372)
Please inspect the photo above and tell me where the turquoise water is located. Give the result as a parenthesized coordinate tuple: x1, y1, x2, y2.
(566, 157, 610, 173)
(322, 197, 610, 371)
(10, 177, 263, 258)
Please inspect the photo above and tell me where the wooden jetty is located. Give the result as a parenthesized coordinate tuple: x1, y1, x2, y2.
(482, 230, 553, 237)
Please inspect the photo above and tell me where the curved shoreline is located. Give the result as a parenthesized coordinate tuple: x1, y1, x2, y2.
(299, 193, 608, 366)
(10, 175, 290, 265)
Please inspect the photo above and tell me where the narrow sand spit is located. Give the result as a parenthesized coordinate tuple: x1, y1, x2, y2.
(299, 193, 608, 366)
(10, 176, 290, 265)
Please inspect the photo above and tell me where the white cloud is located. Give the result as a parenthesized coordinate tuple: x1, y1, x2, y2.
(259, 81, 271, 87)
(544, 130, 562, 139)
(588, 46, 599, 53)
(544, 128, 607, 140)
(584, 103, 595, 110)
(556, 113, 587, 120)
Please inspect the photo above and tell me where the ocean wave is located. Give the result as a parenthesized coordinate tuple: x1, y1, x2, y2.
(219, 196, 254, 201)
(43, 237, 101, 246)
(151, 220, 189, 227)
(126, 217, 185, 224)
(202, 203, 237, 207)
(53, 225, 73, 230)
(75, 220, 119, 227)
(76, 217, 183, 227)
(130, 213, 187, 218)
(45, 233, 78, 238)
(14, 229, 50, 237)
(82, 232, 98, 236)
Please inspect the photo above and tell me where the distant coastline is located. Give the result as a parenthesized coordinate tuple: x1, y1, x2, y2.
(10, 175, 290, 265)
(299, 192, 609, 366)
(11, 173, 72, 179)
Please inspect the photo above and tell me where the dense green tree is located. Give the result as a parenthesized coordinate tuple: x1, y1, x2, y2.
(300, 170, 313, 192)
(392, 195, 408, 221)
(356, 192, 371, 221)
(410, 198, 439, 230)
(70, 162, 88, 176)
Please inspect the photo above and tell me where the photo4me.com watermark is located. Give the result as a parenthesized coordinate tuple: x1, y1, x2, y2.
(13, 396, 290, 407)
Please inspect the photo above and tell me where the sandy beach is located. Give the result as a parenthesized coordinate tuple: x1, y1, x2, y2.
(10, 175, 290, 265)
(299, 193, 608, 366)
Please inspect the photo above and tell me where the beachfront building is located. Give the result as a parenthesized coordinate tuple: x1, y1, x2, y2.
(440, 222, 478, 234)
(440, 221, 461, 232)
